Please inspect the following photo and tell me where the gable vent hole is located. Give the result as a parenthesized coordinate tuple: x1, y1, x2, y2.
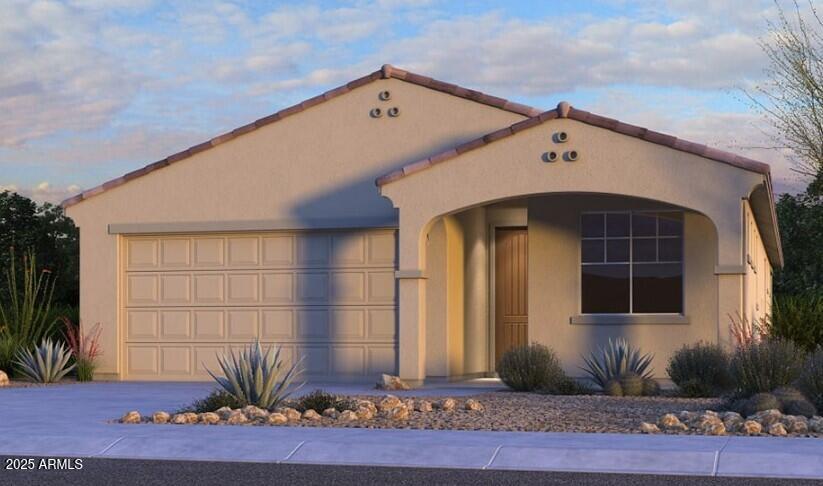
(370, 108, 383, 118)
(543, 151, 558, 163)
(564, 150, 579, 161)
(553, 131, 569, 143)
(387, 107, 400, 117)
(378, 90, 392, 101)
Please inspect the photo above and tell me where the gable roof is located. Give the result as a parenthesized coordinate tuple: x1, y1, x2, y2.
(376, 101, 782, 268)
(375, 101, 771, 186)
(61, 64, 541, 208)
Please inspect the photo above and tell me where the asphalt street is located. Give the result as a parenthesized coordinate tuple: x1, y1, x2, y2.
(1, 457, 821, 486)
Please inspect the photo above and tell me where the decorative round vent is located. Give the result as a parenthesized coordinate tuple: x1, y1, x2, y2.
(543, 151, 558, 162)
(553, 131, 569, 143)
(378, 90, 391, 101)
(564, 150, 579, 161)
(370, 107, 383, 118)
(387, 107, 400, 117)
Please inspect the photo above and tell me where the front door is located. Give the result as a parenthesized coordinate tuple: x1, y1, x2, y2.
(494, 227, 528, 366)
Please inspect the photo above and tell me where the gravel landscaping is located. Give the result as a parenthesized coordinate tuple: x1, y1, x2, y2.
(119, 391, 746, 435)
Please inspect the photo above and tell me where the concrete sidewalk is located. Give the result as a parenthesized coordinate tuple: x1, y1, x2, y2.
(1, 382, 822, 479)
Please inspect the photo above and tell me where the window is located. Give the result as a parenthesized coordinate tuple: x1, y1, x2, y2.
(581, 211, 683, 314)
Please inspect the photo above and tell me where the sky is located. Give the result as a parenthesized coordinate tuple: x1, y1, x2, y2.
(0, 0, 817, 203)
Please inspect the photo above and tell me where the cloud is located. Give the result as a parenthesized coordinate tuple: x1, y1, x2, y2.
(0, 182, 82, 204)
(0, 0, 139, 147)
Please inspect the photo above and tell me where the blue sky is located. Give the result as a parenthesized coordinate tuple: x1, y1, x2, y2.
(0, 0, 814, 202)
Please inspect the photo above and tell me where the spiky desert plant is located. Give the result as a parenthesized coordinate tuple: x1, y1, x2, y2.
(14, 338, 75, 383)
(62, 317, 103, 382)
(729, 312, 768, 349)
(0, 248, 58, 348)
(206, 339, 304, 410)
(581, 338, 654, 389)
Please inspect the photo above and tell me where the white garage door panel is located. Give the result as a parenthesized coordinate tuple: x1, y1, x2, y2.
(123, 229, 397, 380)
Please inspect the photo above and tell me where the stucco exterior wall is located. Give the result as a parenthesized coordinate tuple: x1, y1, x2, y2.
(66, 78, 525, 377)
(527, 194, 719, 378)
(744, 200, 773, 326)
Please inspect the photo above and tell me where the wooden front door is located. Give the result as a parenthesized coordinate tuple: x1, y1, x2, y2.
(494, 227, 528, 366)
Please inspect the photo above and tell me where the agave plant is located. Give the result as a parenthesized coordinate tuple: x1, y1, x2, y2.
(206, 339, 303, 410)
(14, 338, 75, 383)
(581, 338, 654, 389)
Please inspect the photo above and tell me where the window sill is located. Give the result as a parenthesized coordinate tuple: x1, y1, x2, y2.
(570, 314, 689, 325)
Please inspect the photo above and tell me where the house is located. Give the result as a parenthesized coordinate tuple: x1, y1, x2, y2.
(63, 65, 781, 384)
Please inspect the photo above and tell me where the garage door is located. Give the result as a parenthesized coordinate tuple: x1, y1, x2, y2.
(122, 229, 397, 380)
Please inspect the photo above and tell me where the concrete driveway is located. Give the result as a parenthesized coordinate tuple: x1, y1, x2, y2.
(1, 382, 822, 479)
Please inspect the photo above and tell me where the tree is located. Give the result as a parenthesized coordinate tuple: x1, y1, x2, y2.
(774, 191, 823, 295)
(0, 191, 78, 308)
(750, 0, 823, 183)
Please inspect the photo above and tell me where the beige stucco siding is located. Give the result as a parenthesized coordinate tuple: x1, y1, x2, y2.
(527, 195, 719, 378)
(744, 200, 773, 325)
(67, 78, 525, 378)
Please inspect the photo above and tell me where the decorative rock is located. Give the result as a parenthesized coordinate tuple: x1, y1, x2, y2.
(723, 417, 744, 433)
(322, 408, 339, 419)
(267, 413, 288, 425)
(171, 413, 195, 424)
(357, 400, 377, 415)
(242, 405, 269, 420)
(385, 404, 409, 421)
(378, 395, 403, 412)
(752, 409, 782, 427)
(303, 409, 321, 421)
(658, 413, 687, 432)
(788, 419, 808, 434)
(768, 422, 788, 437)
(376, 374, 411, 390)
(226, 411, 248, 425)
(120, 411, 142, 424)
(741, 420, 762, 435)
(809, 416, 823, 433)
(436, 398, 456, 412)
(464, 399, 484, 412)
(0, 370, 8, 387)
(415, 400, 433, 413)
(403, 398, 415, 411)
(215, 406, 233, 420)
(721, 411, 743, 422)
(282, 407, 302, 422)
(199, 412, 220, 425)
(355, 406, 374, 420)
(678, 411, 697, 424)
(152, 411, 170, 424)
(699, 418, 726, 436)
(639, 422, 660, 434)
(338, 410, 358, 422)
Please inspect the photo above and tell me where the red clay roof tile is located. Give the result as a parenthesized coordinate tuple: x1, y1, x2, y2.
(63, 65, 540, 208)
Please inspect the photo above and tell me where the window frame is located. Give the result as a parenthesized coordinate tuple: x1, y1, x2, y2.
(579, 210, 685, 316)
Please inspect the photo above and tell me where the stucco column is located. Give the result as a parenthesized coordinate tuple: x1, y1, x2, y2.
(716, 273, 745, 348)
(394, 209, 431, 385)
(397, 274, 427, 384)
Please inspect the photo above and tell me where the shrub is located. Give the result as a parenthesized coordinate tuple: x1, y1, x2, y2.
(766, 293, 823, 352)
(497, 343, 567, 392)
(619, 372, 644, 396)
(14, 338, 75, 383)
(206, 339, 303, 410)
(0, 249, 59, 348)
(551, 376, 594, 396)
(581, 338, 653, 390)
(783, 399, 817, 418)
(798, 347, 823, 412)
(62, 318, 102, 382)
(603, 380, 623, 397)
(734, 392, 781, 417)
(179, 389, 245, 413)
(294, 389, 356, 413)
(0, 334, 19, 374)
(642, 377, 661, 396)
(729, 338, 805, 397)
(666, 342, 733, 397)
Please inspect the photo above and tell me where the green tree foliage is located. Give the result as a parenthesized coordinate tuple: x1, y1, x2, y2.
(0, 191, 78, 308)
(774, 187, 823, 295)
